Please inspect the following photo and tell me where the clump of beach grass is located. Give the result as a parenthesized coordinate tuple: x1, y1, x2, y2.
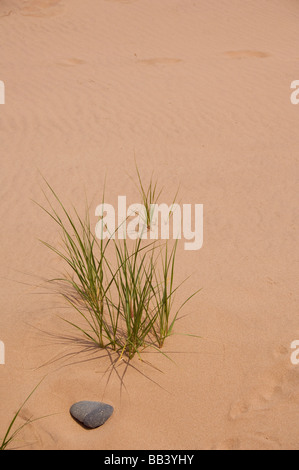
(37, 175, 199, 360)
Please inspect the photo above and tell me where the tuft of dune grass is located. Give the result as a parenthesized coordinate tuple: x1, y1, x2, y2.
(36, 174, 200, 360)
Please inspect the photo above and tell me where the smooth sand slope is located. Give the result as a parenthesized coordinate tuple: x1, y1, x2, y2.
(0, 0, 299, 450)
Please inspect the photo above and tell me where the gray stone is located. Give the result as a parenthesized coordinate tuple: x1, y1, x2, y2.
(70, 401, 114, 429)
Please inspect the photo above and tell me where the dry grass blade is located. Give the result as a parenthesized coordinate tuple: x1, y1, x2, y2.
(0, 380, 47, 451)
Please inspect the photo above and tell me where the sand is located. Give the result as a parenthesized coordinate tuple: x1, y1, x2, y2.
(0, 0, 298, 450)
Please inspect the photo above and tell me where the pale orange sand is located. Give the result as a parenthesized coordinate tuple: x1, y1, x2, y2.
(0, 0, 299, 450)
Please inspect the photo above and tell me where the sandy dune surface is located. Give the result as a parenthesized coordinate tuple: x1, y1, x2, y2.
(0, 0, 299, 450)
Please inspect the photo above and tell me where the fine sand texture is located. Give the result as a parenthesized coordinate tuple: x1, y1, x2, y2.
(0, 0, 299, 450)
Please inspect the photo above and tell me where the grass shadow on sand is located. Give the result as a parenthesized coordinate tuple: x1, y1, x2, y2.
(29, 323, 174, 399)
(7, 270, 198, 400)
